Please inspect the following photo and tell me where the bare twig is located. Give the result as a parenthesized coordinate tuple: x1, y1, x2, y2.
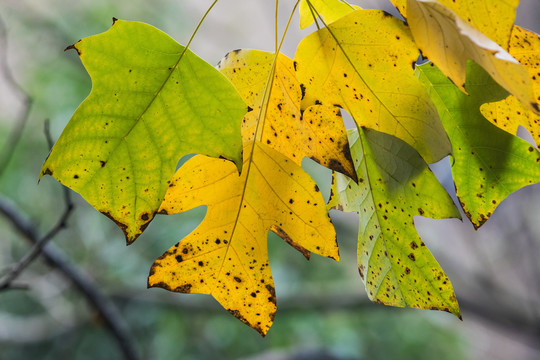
(0, 195, 141, 360)
(0, 120, 73, 290)
(0, 14, 33, 177)
(0, 116, 140, 359)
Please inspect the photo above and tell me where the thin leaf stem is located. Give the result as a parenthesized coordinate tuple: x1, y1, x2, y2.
(216, 0, 301, 281)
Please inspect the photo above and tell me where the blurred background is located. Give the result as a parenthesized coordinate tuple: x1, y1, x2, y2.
(1, 0, 539, 359)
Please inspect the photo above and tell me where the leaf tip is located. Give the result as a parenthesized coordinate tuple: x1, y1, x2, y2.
(64, 41, 81, 56)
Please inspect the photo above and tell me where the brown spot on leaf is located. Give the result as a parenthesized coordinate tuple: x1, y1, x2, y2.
(175, 284, 192, 293)
(266, 284, 276, 304)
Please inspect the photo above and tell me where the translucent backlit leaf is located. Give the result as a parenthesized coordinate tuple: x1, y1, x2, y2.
(328, 127, 461, 317)
(481, 26, 540, 147)
(39, 20, 245, 242)
(417, 61, 540, 228)
(294, 9, 451, 164)
(407, 0, 539, 114)
(218, 49, 356, 180)
(299, 0, 360, 29)
(149, 141, 338, 335)
(391, 0, 519, 49)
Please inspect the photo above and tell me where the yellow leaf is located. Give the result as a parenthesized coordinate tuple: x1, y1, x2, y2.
(219, 49, 356, 180)
(148, 141, 338, 335)
(299, 0, 360, 29)
(407, 0, 539, 114)
(481, 26, 540, 147)
(294, 9, 451, 164)
(391, 0, 519, 49)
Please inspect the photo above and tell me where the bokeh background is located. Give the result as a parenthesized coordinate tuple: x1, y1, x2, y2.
(1, 1, 540, 359)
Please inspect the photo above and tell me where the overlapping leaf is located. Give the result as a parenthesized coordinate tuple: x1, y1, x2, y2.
(294, 9, 452, 164)
(481, 26, 540, 147)
(148, 50, 355, 335)
(299, 0, 359, 29)
(328, 127, 461, 317)
(149, 141, 339, 335)
(40, 19, 245, 242)
(391, 0, 519, 49)
(417, 61, 540, 228)
(407, 0, 539, 114)
(218, 49, 356, 179)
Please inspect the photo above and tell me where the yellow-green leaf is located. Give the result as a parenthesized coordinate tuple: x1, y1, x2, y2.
(294, 9, 451, 164)
(219, 49, 356, 180)
(417, 61, 540, 228)
(39, 20, 245, 242)
(149, 141, 338, 335)
(407, 0, 539, 114)
(328, 127, 461, 317)
(481, 26, 540, 147)
(391, 0, 519, 49)
(299, 0, 360, 29)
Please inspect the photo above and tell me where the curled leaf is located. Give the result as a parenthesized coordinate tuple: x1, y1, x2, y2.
(407, 0, 539, 114)
(417, 61, 540, 228)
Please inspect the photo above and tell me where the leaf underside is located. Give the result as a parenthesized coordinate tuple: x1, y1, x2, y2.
(391, 0, 519, 49)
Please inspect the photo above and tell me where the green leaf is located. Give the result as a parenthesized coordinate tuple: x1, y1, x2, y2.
(481, 26, 540, 147)
(328, 127, 461, 318)
(416, 61, 540, 228)
(40, 19, 246, 243)
(294, 9, 452, 164)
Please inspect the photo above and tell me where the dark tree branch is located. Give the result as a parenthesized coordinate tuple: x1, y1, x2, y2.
(0, 195, 141, 360)
(0, 120, 73, 290)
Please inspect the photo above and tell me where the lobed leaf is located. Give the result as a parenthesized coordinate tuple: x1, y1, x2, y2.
(299, 0, 360, 29)
(294, 9, 452, 164)
(481, 26, 540, 147)
(328, 127, 461, 317)
(40, 20, 245, 242)
(417, 61, 540, 228)
(218, 49, 356, 180)
(406, 0, 539, 114)
(149, 141, 339, 336)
